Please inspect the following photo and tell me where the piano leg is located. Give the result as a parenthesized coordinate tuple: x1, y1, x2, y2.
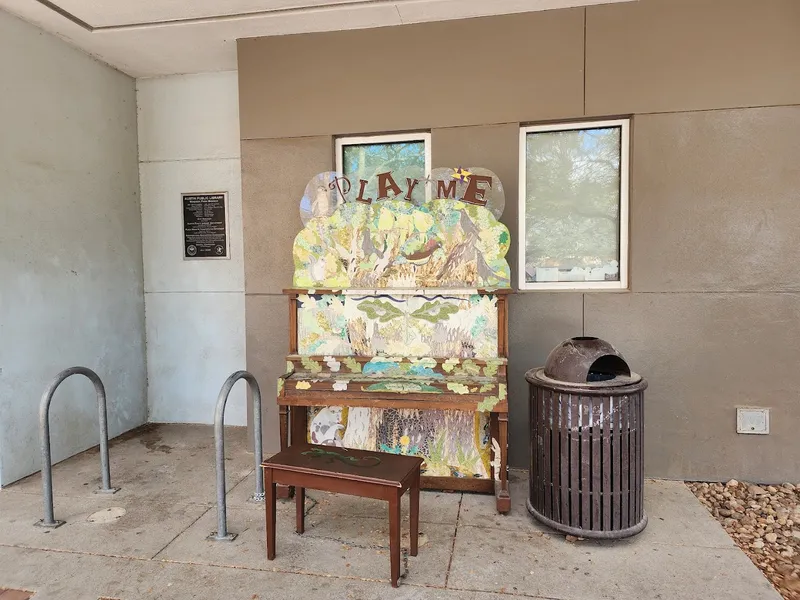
(279, 405, 289, 451)
(277, 405, 291, 499)
(277, 406, 310, 500)
(495, 412, 511, 514)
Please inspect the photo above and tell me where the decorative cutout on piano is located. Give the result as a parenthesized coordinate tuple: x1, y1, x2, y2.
(294, 168, 510, 289)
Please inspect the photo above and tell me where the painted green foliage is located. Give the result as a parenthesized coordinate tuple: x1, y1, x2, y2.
(447, 382, 471, 395)
(364, 381, 440, 394)
(410, 301, 459, 323)
(293, 198, 511, 289)
(476, 384, 507, 412)
(356, 299, 403, 322)
(476, 396, 500, 412)
(343, 356, 362, 373)
(300, 356, 323, 374)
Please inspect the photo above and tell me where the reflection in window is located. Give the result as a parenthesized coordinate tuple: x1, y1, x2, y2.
(520, 120, 629, 290)
(337, 134, 430, 204)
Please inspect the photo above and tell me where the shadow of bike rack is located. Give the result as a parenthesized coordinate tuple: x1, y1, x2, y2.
(36, 367, 119, 528)
(208, 371, 264, 542)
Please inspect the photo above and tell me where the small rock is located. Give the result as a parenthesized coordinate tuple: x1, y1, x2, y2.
(765, 532, 778, 543)
(791, 530, 800, 540)
(752, 539, 765, 549)
(782, 483, 795, 491)
(727, 479, 740, 488)
(767, 486, 778, 494)
(718, 509, 732, 517)
(750, 485, 768, 496)
(784, 576, 800, 592)
(565, 535, 579, 543)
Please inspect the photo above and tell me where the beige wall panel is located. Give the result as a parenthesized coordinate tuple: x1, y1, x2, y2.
(245, 294, 289, 454)
(238, 10, 584, 140)
(431, 123, 520, 285)
(241, 136, 332, 294)
(630, 106, 800, 293)
(586, 0, 800, 116)
(507, 292, 584, 467)
(585, 292, 800, 483)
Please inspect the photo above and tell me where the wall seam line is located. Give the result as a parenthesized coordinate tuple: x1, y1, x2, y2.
(239, 103, 800, 143)
(582, 6, 587, 117)
(582, 294, 586, 335)
(139, 156, 241, 164)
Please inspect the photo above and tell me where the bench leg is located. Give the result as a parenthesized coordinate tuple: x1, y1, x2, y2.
(409, 470, 419, 557)
(265, 468, 276, 560)
(296, 487, 305, 534)
(389, 491, 401, 587)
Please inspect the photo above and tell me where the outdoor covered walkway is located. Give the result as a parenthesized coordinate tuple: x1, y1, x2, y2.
(0, 425, 780, 599)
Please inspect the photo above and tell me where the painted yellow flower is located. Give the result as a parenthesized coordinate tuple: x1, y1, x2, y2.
(400, 435, 411, 447)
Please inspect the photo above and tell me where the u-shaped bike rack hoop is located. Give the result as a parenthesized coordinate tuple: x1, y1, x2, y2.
(209, 371, 264, 542)
(36, 367, 119, 528)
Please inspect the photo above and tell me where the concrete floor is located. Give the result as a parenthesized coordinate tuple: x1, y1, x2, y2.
(0, 424, 782, 600)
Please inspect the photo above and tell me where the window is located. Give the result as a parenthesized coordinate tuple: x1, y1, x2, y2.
(335, 132, 431, 203)
(519, 119, 629, 290)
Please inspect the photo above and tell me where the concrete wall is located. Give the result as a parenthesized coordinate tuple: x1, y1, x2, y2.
(0, 10, 146, 485)
(237, 0, 800, 482)
(137, 71, 247, 426)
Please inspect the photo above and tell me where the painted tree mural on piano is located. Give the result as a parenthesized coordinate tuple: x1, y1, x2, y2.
(308, 406, 492, 479)
(292, 198, 510, 289)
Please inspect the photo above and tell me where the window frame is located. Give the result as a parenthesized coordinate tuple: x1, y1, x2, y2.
(518, 118, 630, 291)
(334, 132, 432, 192)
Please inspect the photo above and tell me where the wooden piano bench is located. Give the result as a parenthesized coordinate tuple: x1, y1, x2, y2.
(262, 444, 423, 588)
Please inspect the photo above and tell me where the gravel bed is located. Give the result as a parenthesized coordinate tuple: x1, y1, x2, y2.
(688, 480, 800, 600)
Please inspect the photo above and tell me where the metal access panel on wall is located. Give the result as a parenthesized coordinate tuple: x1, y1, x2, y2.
(736, 407, 770, 435)
(181, 192, 229, 260)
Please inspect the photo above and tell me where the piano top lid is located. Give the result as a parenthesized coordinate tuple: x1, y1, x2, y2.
(283, 287, 513, 296)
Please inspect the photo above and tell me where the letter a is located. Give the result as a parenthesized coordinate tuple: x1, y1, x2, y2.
(377, 172, 402, 199)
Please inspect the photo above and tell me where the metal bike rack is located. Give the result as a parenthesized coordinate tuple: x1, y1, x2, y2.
(36, 367, 119, 528)
(208, 371, 264, 542)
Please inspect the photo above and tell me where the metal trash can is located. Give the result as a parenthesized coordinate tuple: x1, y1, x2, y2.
(525, 337, 648, 539)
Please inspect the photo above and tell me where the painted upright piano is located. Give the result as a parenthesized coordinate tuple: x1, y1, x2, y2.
(276, 167, 513, 512)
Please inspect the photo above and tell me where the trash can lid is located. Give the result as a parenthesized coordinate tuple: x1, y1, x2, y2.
(538, 336, 642, 386)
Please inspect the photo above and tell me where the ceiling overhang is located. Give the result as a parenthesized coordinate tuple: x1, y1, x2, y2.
(0, 0, 633, 77)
